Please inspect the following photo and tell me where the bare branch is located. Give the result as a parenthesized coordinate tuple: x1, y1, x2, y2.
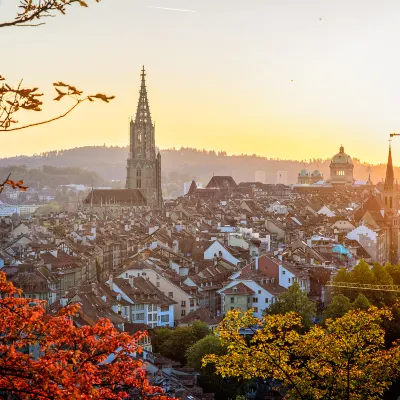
(0, 76, 115, 132)
(0, 0, 101, 29)
(0, 98, 83, 132)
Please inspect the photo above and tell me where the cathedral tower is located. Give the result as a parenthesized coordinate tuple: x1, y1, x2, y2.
(382, 144, 399, 263)
(126, 67, 163, 208)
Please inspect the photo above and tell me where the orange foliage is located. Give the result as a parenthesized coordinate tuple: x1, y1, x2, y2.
(0, 272, 173, 399)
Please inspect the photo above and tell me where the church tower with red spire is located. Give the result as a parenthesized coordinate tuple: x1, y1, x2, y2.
(382, 143, 400, 263)
(126, 67, 163, 209)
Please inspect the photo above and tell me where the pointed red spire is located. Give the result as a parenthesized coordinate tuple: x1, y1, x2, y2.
(384, 144, 394, 191)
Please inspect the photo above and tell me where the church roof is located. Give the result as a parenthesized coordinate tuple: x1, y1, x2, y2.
(83, 189, 147, 206)
(206, 176, 238, 189)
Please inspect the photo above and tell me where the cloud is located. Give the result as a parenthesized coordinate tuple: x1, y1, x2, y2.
(147, 6, 198, 13)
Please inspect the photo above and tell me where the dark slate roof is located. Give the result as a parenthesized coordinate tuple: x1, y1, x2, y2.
(206, 176, 238, 189)
(83, 189, 147, 206)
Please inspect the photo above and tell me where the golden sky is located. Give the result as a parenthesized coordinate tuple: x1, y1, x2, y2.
(2, 0, 400, 164)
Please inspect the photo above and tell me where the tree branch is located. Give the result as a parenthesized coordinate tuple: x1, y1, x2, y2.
(0, 98, 84, 132)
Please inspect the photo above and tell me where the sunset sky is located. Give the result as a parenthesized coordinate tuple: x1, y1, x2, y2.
(2, 0, 400, 164)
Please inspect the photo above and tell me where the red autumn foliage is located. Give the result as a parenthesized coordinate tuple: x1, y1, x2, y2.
(0, 272, 173, 399)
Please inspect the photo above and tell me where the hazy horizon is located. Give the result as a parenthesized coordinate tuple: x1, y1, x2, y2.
(2, 0, 400, 164)
(0, 143, 393, 168)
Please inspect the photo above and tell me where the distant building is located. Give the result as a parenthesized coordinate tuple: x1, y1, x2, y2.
(277, 171, 288, 185)
(184, 181, 203, 195)
(297, 169, 323, 185)
(0, 204, 19, 216)
(328, 145, 354, 185)
(254, 170, 266, 184)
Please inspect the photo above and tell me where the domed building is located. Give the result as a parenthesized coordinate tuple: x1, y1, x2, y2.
(328, 145, 354, 185)
(297, 169, 323, 185)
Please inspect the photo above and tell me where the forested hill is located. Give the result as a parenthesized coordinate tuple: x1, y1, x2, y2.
(0, 146, 391, 186)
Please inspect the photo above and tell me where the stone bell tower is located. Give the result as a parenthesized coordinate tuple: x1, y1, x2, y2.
(126, 67, 163, 209)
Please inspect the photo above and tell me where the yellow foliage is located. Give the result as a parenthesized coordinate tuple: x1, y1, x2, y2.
(203, 307, 400, 400)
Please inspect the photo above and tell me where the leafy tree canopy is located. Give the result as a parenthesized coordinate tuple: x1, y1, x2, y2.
(204, 308, 400, 400)
(264, 282, 316, 330)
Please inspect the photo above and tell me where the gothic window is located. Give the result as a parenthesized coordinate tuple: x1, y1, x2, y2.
(390, 197, 393, 208)
(136, 168, 142, 188)
(385, 197, 388, 205)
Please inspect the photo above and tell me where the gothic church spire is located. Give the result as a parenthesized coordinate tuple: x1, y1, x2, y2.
(135, 65, 152, 125)
(384, 144, 394, 191)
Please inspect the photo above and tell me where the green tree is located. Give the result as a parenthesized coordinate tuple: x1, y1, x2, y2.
(265, 283, 316, 330)
(350, 259, 375, 285)
(351, 293, 370, 310)
(186, 335, 246, 400)
(204, 308, 400, 400)
(151, 327, 173, 353)
(157, 322, 209, 365)
(385, 263, 400, 285)
(191, 320, 210, 342)
(186, 335, 223, 370)
(323, 294, 351, 321)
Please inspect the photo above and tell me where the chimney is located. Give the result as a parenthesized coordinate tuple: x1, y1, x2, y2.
(91, 282, 98, 296)
(255, 256, 259, 270)
(109, 273, 113, 290)
(129, 275, 134, 288)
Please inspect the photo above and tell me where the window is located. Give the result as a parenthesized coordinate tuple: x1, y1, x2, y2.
(156, 274, 160, 279)
(282, 270, 286, 275)
(134, 304, 144, 311)
(135, 313, 145, 320)
(288, 278, 291, 283)
(156, 282, 160, 287)
(125, 273, 128, 278)
(231, 297, 235, 303)
(148, 314, 153, 321)
(161, 315, 169, 322)
(160, 306, 169, 312)
(265, 298, 269, 303)
(136, 168, 142, 188)
(181, 301, 186, 307)
(253, 297, 258, 303)
(181, 309, 186, 316)
(253, 307, 258, 313)
(190, 299, 195, 307)
(258, 290, 261, 294)
(168, 292, 173, 298)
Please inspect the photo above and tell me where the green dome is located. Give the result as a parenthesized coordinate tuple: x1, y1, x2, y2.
(311, 169, 323, 177)
(298, 169, 310, 177)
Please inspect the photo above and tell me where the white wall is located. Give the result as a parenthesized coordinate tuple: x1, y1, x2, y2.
(219, 279, 280, 319)
(204, 241, 240, 265)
